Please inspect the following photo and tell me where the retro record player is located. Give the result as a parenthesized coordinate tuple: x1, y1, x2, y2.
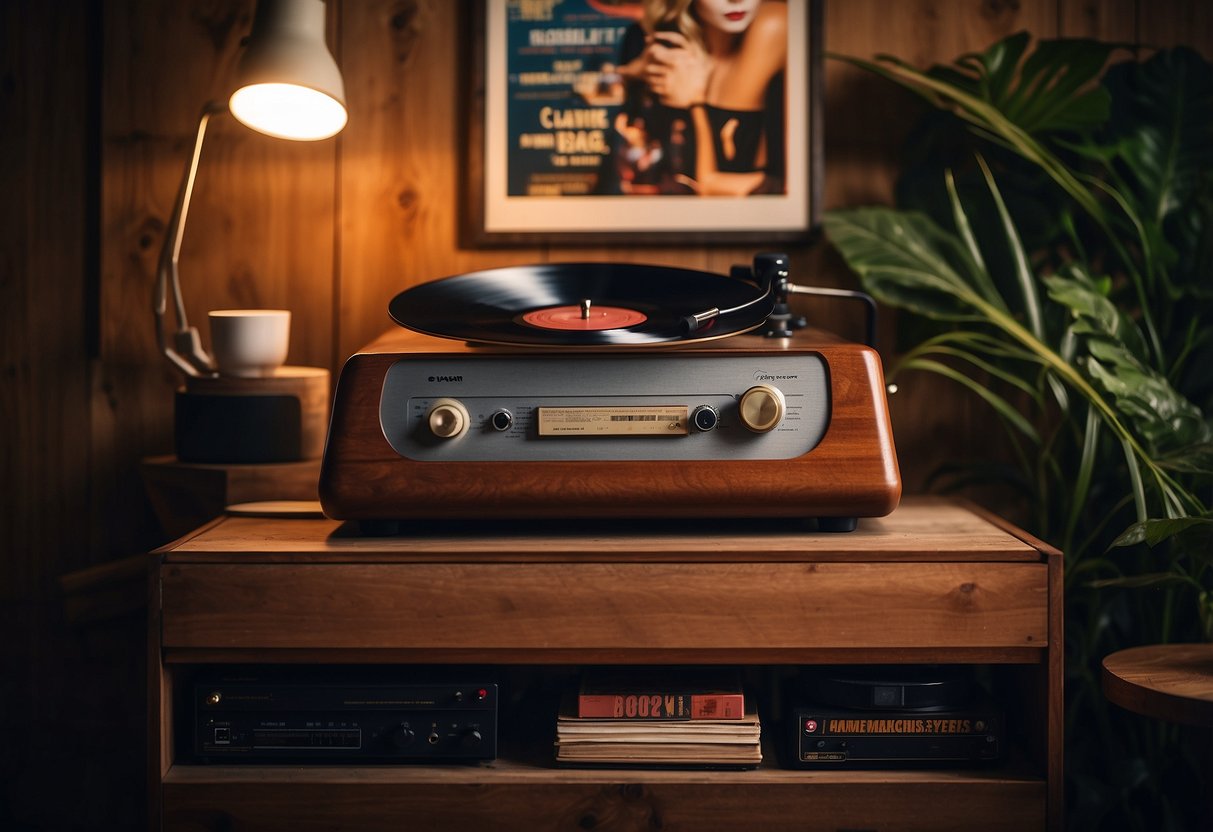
(319, 254, 900, 530)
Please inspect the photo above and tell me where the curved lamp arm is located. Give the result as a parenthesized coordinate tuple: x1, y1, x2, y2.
(155, 1, 346, 378)
(155, 101, 227, 378)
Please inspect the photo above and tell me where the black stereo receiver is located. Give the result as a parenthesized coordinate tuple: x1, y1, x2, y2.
(192, 679, 498, 763)
(788, 705, 1003, 768)
(781, 666, 1003, 768)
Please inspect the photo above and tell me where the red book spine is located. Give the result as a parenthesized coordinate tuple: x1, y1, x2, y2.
(577, 692, 745, 719)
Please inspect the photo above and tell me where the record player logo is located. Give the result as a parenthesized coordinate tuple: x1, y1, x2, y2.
(428, 375, 463, 383)
(754, 370, 799, 382)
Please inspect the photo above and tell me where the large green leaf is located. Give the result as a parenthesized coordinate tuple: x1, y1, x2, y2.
(1044, 265, 1147, 360)
(1157, 442, 1213, 476)
(1002, 38, 1116, 133)
(1087, 571, 1196, 589)
(1045, 268, 1211, 451)
(1110, 516, 1213, 550)
(1103, 48, 1213, 227)
(921, 32, 1116, 135)
(822, 208, 991, 321)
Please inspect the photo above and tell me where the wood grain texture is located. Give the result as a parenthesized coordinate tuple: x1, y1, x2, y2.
(140, 455, 323, 539)
(0, 0, 92, 592)
(336, 0, 544, 363)
(151, 500, 1057, 827)
(1102, 643, 1213, 727)
(162, 780, 1046, 831)
(164, 646, 1046, 665)
(164, 755, 1046, 784)
(1046, 550, 1065, 828)
(823, 0, 1059, 505)
(98, 0, 337, 556)
(86, 0, 1213, 556)
(319, 327, 900, 520)
(0, 2, 97, 828)
(161, 559, 1047, 651)
(15, 2, 1213, 830)
(161, 498, 1039, 561)
(1136, 0, 1213, 52)
(1059, 0, 1138, 40)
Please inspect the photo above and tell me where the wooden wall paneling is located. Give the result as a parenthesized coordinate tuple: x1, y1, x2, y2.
(99, 0, 338, 553)
(179, 125, 338, 371)
(1136, 1, 1213, 54)
(1, 0, 91, 593)
(1057, 0, 1138, 40)
(820, 0, 1059, 497)
(0, 0, 90, 657)
(821, 0, 1060, 220)
(1, 1, 102, 827)
(100, 0, 248, 557)
(336, 0, 542, 363)
(155, 0, 337, 372)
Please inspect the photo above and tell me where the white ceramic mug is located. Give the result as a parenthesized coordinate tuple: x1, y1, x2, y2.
(208, 309, 291, 378)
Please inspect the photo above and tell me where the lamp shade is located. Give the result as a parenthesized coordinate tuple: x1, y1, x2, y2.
(228, 0, 347, 140)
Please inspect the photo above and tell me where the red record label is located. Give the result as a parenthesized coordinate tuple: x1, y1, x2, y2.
(521, 304, 648, 331)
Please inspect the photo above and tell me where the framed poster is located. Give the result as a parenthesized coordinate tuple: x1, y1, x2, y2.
(465, 0, 822, 245)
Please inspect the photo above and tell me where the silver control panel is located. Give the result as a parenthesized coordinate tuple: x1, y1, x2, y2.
(379, 354, 830, 462)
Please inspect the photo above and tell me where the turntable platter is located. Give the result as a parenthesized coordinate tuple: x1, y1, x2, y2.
(387, 258, 782, 347)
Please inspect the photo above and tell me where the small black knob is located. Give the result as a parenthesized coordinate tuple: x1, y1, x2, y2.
(461, 729, 483, 748)
(691, 405, 719, 432)
(490, 409, 513, 431)
(389, 723, 415, 749)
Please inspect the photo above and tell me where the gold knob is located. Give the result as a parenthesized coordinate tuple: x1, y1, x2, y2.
(738, 384, 786, 433)
(427, 398, 470, 439)
(207, 692, 222, 705)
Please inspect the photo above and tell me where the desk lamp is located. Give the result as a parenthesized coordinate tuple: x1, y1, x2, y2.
(156, 0, 345, 463)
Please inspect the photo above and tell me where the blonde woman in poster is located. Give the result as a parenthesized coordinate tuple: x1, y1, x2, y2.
(610, 0, 787, 196)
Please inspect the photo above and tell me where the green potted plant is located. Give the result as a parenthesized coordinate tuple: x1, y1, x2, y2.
(823, 33, 1212, 830)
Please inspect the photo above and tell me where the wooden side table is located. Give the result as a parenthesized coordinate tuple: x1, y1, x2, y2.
(1102, 644, 1213, 827)
(140, 455, 322, 540)
(1102, 644, 1213, 727)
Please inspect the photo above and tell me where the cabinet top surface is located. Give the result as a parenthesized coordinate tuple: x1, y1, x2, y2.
(156, 497, 1054, 563)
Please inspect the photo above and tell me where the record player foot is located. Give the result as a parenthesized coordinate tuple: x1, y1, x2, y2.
(358, 519, 402, 536)
(817, 516, 858, 533)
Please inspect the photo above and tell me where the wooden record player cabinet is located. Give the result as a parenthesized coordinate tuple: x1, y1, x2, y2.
(148, 498, 1062, 831)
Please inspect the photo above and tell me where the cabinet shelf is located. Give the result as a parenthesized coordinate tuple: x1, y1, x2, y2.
(164, 754, 1044, 786)
(161, 754, 1047, 831)
(150, 498, 1062, 830)
(163, 647, 1047, 665)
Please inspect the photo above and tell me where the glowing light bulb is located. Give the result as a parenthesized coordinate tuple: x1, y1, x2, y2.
(229, 83, 347, 141)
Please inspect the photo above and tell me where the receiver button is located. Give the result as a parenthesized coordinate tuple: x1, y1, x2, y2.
(490, 409, 513, 431)
(389, 724, 415, 749)
(427, 398, 470, 439)
(738, 385, 786, 433)
(691, 405, 719, 432)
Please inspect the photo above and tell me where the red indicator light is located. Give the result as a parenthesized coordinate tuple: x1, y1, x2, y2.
(804, 719, 818, 733)
(477, 688, 487, 700)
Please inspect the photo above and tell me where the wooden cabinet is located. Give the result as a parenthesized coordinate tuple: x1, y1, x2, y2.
(149, 498, 1062, 830)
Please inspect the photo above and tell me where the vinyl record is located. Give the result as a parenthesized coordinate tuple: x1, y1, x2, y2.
(388, 262, 774, 347)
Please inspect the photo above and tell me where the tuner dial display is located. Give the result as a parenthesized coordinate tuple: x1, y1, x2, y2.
(384, 355, 830, 461)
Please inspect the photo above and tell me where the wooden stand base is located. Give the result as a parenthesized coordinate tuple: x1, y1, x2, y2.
(140, 455, 323, 540)
(175, 366, 329, 464)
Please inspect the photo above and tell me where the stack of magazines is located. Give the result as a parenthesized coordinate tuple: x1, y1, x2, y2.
(554, 669, 761, 767)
